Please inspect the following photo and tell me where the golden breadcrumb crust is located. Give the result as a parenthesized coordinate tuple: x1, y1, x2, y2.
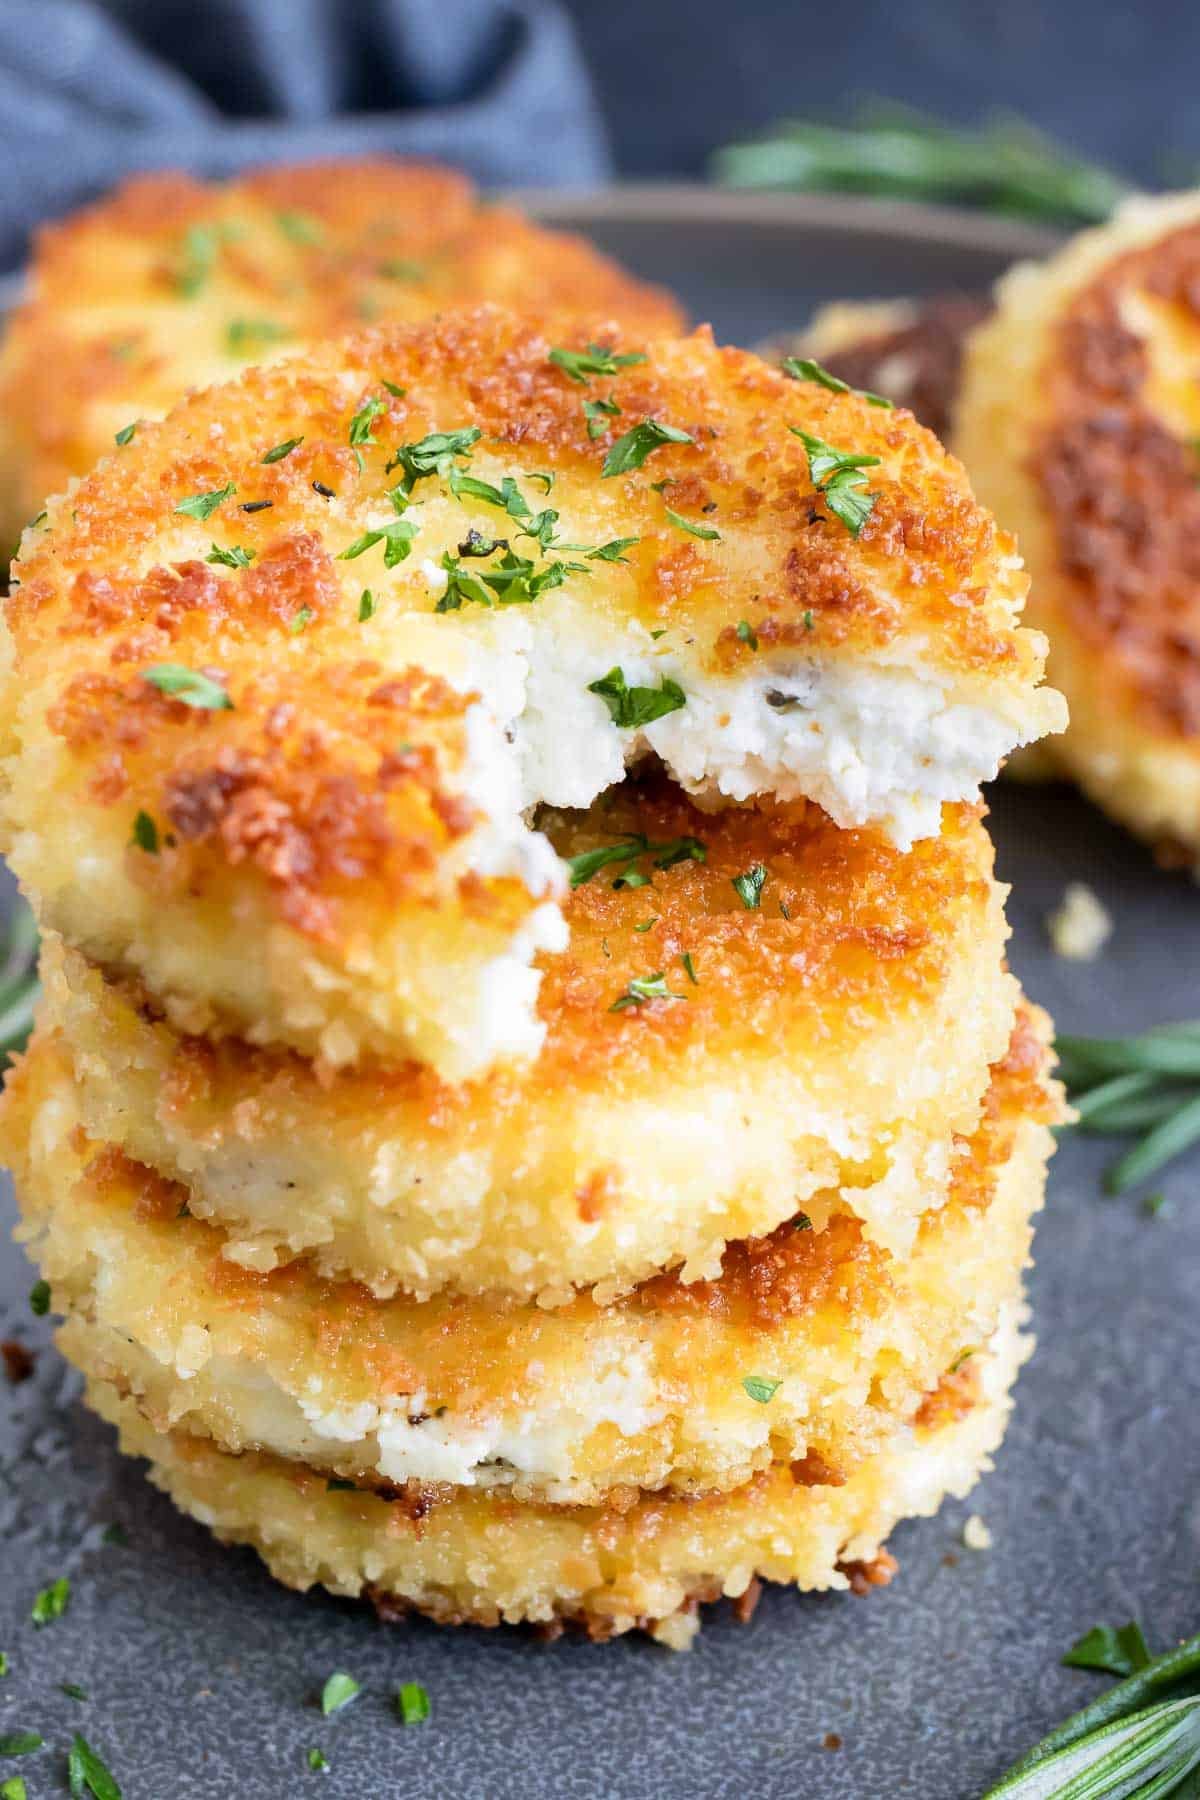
(38, 784, 1020, 1297)
(0, 301, 1059, 1068)
(0, 159, 682, 539)
(956, 193, 1200, 859)
(83, 1302, 1026, 1646)
(9, 1006, 1056, 1502)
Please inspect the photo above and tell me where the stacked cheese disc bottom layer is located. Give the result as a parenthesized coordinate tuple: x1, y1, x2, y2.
(0, 297, 1065, 1645)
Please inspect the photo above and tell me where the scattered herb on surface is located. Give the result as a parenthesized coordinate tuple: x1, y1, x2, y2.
(548, 344, 647, 385)
(28, 1280, 50, 1317)
(736, 620, 758, 649)
(261, 437, 303, 464)
(587, 666, 686, 729)
(386, 427, 482, 496)
(602, 419, 694, 478)
(584, 396, 621, 438)
(742, 1376, 782, 1404)
(67, 1733, 121, 1800)
(732, 863, 768, 909)
(0, 1775, 27, 1800)
(337, 513, 417, 568)
(681, 951, 698, 985)
(307, 1748, 329, 1772)
(31, 1576, 70, 1626)
(114, 423, 137, 446)
(174, 483, 236, 522)
(132, 810, 160, 853)
(396, 1683, 431, 1727)
(142, 665, 233, 711)
(357, 590, 376, 622)
(782, 355, 893, 408)
(664, 505, 721, 540)
(61, 1683, 88, 1702)
(225, 318, 289, 355)
(609, 972, 687, 1013)
(0, 1735, 41, 1758)
(565, 837, 706, 888)
(790, 428, 881, 536)
(205, 543, 255, 568)
(320, 1672, 360, 1717)
(276, 210, 324, 246)
(1063, 1623, 1153, 1680)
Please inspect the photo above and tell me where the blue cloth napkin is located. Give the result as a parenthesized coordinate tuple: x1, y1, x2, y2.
(0, 0, 611, 268)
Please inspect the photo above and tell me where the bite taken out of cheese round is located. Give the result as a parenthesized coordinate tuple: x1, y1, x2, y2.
(2, 306, 1060, 1074)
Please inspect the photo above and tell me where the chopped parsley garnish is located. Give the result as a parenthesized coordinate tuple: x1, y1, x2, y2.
(609, 971, 687, 1012)
(782, 355, 893, 408)
(100, 1524, 128, 1547)
(1, 1775, 27, 1800)
(587, 666, 686, 728)
(378, 259, 424, 282)
(634, 918, 657, 933)
(276, 210, 325, 246)
(225, 317, 289, 355)
(1063, 1623, 1152, 1680)
(31, 1576, 70, 1626)
(131, 811, 159, 854)
(28, 1279, 50, 1317)
(449, 470, 531, 519)
(458, 528, 508, 559)
(804, 609, 815, 631)
(584, 537, 639, 562)
(583, 395, 620, 439)
(173, 223, 222, 297)
(114, 423, 137, 447)
(358, 590, 376, 622)
(381, 379, 407, 399)
(337, 508, 417, 568)
(325, 1477, 357, 1492)
(548, 343, 647, 385)
(602, 419, 694, 478)
(307, 1748, 329, 1772)
(396, 1683, 431, 1727)
(0, 1735, 41, 1758)
(790, 429, 881, 537)
(261, 437, 303, 464)
(348, 396, 387, 451)
(66, 1733, 121, 1800)
(175, 483, 236, 522)
(681, 951, 698, 985)
(290, 607, 313, 634)
(386, 427, 482, 496)
(732, 863, 767, 909)
(736, 620, 758, 650)
(436, 548, 568, 612)
(143, 665, 233, 711)
(320, 1672, 360, 1717)
(525, 470, 555, 493)
(664, 506, 721, 541)
(566, 834, 705, 889)
(741, 1375, 781, 1404)
(61, 1683, 88, 1702)
(0, 1652, 7, 1676)
(205, 543, 255, 568)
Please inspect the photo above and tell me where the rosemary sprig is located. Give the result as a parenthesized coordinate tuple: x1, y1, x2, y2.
(1057, 1022, 1200, 1194)
(983, 1627, 1200, 1797)
(0, 898, 38, 1067)
(711, 104, 1129, 224)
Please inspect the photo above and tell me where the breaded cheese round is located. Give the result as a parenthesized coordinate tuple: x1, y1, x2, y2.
(10, 1008, 1056, 1504)
(1, 305, 1062, 1074)
(0, 159, 683, 542)
(956, 193, 1200, 863)
(82, 1302, 1027, 1647)
(37, 783, 1020, 1298)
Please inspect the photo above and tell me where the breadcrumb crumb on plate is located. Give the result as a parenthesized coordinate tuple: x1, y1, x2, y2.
(37, 782, 1020, 1297)
(8, 1005, 1057, 1503)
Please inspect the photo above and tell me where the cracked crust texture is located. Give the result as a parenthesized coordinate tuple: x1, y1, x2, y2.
(956, 193, 1200, 861)
(35, 784, 1020, 1297)
(81, 1302, 1027, 1647)
(8, 1006, 1057, 1503)
(1, 303, 1060, 1071)
(0, 159, 683, 543)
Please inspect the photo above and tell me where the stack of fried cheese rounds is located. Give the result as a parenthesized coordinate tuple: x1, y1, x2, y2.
(0, 283, 1067, 1645)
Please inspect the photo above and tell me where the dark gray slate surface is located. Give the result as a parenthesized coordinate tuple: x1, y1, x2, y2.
(2, 199, 1198, 1799)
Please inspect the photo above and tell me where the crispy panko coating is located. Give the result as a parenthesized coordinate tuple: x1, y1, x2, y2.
(82, 1301, 1028, 1647)
(8, 1006, 1057, 1503)
(0, 159, 682, 541)
(1, 303, 1060, 1072)
(37, 783, 1020, 1297)
(956, 193, 1200, 861)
